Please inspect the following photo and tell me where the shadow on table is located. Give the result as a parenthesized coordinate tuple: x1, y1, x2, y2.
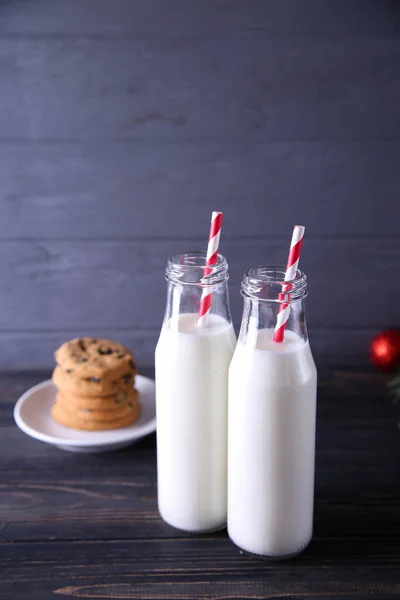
(308, 482, 399, 561)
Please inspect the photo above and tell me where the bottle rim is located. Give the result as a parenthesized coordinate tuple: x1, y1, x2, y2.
(166, 251, 229, 286)
(241, 265, 308, 302)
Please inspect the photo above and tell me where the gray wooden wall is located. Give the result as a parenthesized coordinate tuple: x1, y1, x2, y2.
(0, 0, 399, 369)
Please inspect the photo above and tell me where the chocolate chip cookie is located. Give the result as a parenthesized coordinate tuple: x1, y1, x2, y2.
(55, 389, 139, 422)
(51, 337, 141, 431)
(52, 365, 135, 397)
(52, 397, 141, 431)
(55, 337, 137, 381)
(56, 387, 137, 411)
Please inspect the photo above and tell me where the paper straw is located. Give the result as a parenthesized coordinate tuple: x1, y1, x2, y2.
(273, 225, 305, 343)
(197, 211, 223, 325)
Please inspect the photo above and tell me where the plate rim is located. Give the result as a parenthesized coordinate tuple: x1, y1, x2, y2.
(13, 374, 156, 448)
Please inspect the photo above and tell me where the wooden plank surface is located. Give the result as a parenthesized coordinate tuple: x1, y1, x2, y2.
(0, 329, 378, 370)
(0, 370, 399, 600)
(0, 141, 398, 238)
(1, 538, 399, 600)
(0, 238, 397, 330)
(0, 37, 398, 141)
(0, 0, 398, 37)
(0, 236, 397, 368)
(0, 0, 398, 369)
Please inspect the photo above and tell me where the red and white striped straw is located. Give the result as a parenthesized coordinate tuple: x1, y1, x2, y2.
(197, 211, 223, 325)
(273, 225, 305, 343)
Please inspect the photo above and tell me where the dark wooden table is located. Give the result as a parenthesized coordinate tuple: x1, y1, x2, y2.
(1, 369, 399, 600)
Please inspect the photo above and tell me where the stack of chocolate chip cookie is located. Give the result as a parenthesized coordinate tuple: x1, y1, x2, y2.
(51, 337, 140, 431)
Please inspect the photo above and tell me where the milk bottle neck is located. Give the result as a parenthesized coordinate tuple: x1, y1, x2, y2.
(238, 266, 309, 344)
(163, 251, 232, 325)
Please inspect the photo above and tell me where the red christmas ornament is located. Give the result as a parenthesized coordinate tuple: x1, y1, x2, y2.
(370, 329, 400, 372)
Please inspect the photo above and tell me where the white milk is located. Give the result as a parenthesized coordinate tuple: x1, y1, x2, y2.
(228, 328, 317, 557)
(156, 312, 236, 532)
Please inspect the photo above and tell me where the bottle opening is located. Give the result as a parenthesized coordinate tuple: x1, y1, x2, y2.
(166, 251, 229, 286)
(242, 265, 307, 302)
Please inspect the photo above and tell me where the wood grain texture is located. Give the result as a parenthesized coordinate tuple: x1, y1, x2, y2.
(0, 235, 397, 367)
(0, 0, 399, 37)
(0, 36, 398, 141)
(0, 238, 397, 330)
(0, 329, 379, 369)
(1, 539, 399, 599)
(0, 141, 398, 238)
(0, 371, 399, 600)
(0, 0, 398, 368)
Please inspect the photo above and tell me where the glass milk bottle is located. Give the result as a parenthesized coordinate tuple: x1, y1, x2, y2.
(228, 266, 317, 557)
(155, 251, 236, 532)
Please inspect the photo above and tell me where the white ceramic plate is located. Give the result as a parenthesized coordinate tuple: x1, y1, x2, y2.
(14, 374, 156, 453)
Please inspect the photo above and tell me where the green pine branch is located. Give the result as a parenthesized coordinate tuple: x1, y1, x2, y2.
(387, 367, 400, 405)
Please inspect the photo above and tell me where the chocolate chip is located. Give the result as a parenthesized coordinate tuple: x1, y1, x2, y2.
(77, 339, 86, 352)
(111, 380, 118, 386)
(66, 369, 73, 374)
(129, 359, 136, 370)
(90, 339, 97, 344)
(121, 373, 132, 383)
(115, 392, 127, 404)
(77, 357, 87, 363)
(98, 347, 113, 355)
(116, 353, 125, 359)
(86, 377, 101, 383)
